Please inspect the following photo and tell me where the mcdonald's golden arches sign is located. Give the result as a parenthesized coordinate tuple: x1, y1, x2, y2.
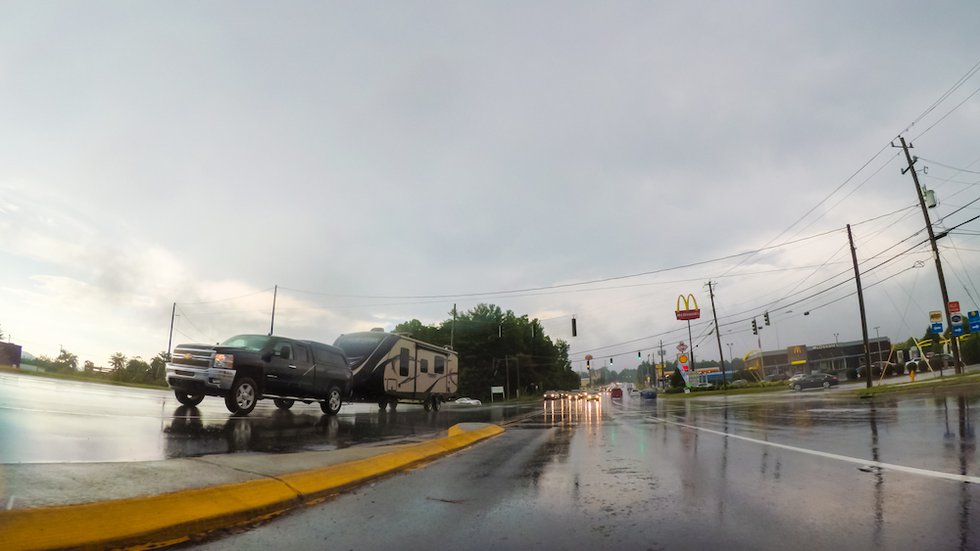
(675, 293, 701, 321)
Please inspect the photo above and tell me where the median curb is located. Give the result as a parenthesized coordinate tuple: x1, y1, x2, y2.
(0, 423, 504, 551)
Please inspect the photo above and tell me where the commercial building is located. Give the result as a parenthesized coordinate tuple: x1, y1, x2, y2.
(744, 337, 891, 379)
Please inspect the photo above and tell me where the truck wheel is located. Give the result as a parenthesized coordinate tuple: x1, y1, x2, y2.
(274, 398, 294, 410)
(225, 377, 258, 415)
(378, 398, 388, 410)
(320, 386, 343, 416)
(175, 390, 205, 407)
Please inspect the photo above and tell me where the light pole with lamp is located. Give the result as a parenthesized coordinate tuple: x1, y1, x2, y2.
(833, 333, 840, 371)
(874, 326, 882, 363)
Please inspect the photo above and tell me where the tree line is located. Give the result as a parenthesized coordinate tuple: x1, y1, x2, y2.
(22, 347, 169, 386)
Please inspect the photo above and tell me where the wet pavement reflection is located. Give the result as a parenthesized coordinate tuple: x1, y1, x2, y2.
(0, 372, 537, 462)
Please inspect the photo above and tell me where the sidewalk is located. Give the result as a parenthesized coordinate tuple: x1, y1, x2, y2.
(0, 423, 503, 551)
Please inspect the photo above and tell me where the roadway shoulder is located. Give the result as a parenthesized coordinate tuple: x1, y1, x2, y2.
(0, 423, 503, 551)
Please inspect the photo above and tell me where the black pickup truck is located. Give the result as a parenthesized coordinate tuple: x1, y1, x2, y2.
(165, 334, 352, 416)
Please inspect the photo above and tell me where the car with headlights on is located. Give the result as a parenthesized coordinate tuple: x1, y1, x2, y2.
(543, 390, 560, 400)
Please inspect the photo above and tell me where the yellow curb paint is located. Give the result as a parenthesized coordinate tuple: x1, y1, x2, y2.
(0, 424, 503, 551)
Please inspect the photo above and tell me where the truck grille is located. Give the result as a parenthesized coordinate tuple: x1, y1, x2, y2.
(170, 346, 214, 369)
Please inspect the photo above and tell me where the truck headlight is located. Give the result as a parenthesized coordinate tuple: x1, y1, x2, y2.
(214, 353, 234, 369)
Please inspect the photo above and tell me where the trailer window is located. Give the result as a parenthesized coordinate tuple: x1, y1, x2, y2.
(435, 356, 445, 374)
(420, 359, 429, 373)
(399, 348, 410, 376)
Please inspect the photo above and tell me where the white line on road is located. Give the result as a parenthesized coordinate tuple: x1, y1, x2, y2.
(656, 417, 980, 485)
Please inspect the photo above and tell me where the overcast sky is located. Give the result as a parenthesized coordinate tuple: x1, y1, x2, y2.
(2, 1, 980, 370)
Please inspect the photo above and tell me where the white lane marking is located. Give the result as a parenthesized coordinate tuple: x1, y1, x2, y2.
(656, 417, 980, 484)
(6, 496, 15, 510)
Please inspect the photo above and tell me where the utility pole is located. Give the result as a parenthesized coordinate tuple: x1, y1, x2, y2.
(847, 224, 875, 389)
(659, 340, 666, 388)
(896, 137, 962, 374)
(269, 285, 278, 336)
(450, 303, 457, 349)
(707, 280, 727, 385)
(167, 302, 176, 360)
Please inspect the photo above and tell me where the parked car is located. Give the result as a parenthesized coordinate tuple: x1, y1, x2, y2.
(791, 373, 839, 391)
(610, 387, 623, 398)
(692, 382, 714, 390)
(455, 397, 482, 405)
(765, 373, 789, 382)
(729, 379, 748, 388)
(639, 389, 657, 399)
(858, 360, 900, 378)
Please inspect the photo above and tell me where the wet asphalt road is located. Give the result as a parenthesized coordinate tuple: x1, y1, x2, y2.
(0, 373, 534, 463)
(195, 389, 979, 551)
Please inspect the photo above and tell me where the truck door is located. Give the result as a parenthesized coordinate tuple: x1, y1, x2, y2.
(264, 340, 296, 395)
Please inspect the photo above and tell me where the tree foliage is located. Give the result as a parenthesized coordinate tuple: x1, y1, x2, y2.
(394, 304, 577, 400)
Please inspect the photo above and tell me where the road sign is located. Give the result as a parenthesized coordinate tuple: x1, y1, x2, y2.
(969, 311, 980, 332)
(949, 301, 961, 314)
(931, 322, 944, 334)
(676, 341, 688, 353)
(951, 313, 965, 336)
(930, 310, 943, 322)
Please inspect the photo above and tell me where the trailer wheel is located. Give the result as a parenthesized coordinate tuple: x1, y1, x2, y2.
(423, 399, 432, 412)
(320, 386, 343, 416)
(378, 398, 388, 410)
(175, 390, 205, 407)
(431, 397, 440, 412)
(389, 398, 398, 411)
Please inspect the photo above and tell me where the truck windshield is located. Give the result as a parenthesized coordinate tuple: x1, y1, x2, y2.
(220, 335, 272, 351)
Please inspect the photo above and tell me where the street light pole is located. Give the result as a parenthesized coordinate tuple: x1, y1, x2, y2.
(833, 332, 840, 371)
(874, 326, 882, 363)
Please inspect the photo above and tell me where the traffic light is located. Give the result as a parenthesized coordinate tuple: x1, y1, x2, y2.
(637, 351, 642, 360)
(609, 357, 614, 366)
(752, 319, 758, 335)
(572, 317, 577, 337)
(586, 359, 590, 370)
(764, 311, 771, 326)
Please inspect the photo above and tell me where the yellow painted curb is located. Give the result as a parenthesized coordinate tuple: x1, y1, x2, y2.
(0, 424, 504, 551)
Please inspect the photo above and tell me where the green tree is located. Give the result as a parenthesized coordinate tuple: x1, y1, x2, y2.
(121, 357, 151, 383)
(109, 353, 127, 372)
(56, 347, 79, 372)
(149, 352, 169, 385)
(83, 360, 96, 373)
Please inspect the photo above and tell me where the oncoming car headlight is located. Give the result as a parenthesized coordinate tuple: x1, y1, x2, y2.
(214, 353, 235, 369)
